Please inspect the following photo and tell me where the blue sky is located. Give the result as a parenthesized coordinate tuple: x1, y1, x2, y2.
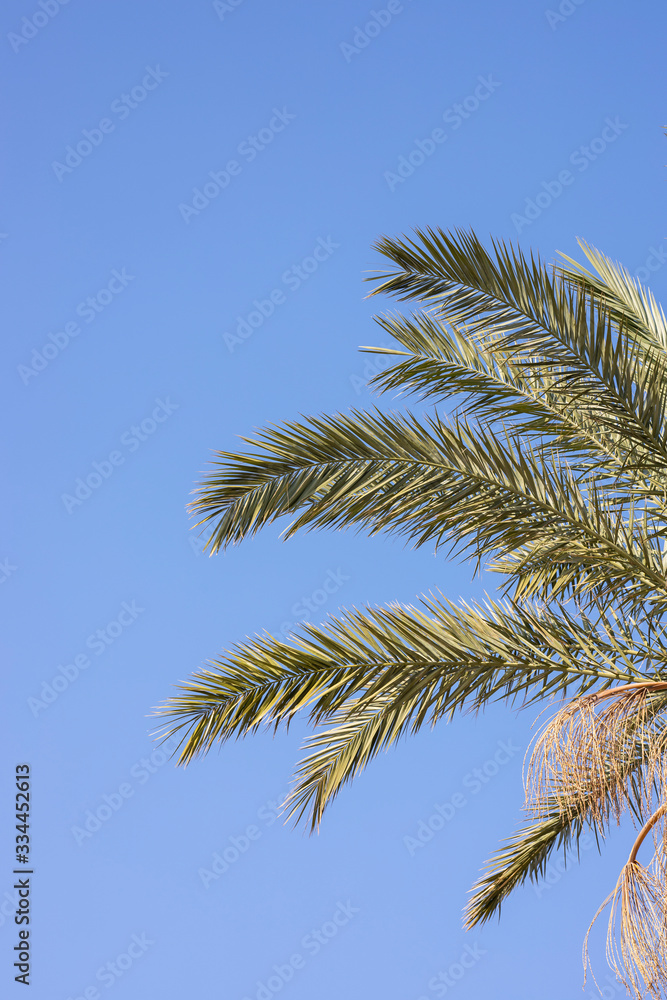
(2, 0, 666, 997)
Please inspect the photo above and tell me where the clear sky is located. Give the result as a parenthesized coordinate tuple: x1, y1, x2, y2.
(2, 0, 666, 997)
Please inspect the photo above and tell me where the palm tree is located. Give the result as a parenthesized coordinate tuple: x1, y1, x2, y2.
(155, 228, 667, 998)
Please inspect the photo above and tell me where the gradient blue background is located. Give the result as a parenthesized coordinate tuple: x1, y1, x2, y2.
(2, 0, 666, 997)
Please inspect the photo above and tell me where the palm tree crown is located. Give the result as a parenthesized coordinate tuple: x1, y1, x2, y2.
(155, 228, 667, 999)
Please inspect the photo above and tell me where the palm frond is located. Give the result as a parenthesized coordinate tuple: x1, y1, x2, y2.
(464, 805, 592, 927)
(559, 240, 667, 353)
(369, 228, 667, 483)
(154, 596, 658, 824)
(190, 408, 667, 616)
(364, 310, 664, 489)
(284, 608, 667, 830)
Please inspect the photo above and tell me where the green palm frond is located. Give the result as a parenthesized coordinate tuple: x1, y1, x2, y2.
(154, 596, 663, 828)
(280, 603, 666, 830)
(190, 407, 667, 615)
(465, 806, 591, 927)
(558, 240, 667, 353)
(364, 310, 664, 486)
(369, 228, 667, 482)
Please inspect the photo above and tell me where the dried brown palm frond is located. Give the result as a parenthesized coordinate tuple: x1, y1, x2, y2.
(524, 684, 667, 824)
(584, 805, 667, 1000)
(647, 727, 667, 812)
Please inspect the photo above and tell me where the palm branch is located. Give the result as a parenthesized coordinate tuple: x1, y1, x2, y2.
(157, 228, 667, 997)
